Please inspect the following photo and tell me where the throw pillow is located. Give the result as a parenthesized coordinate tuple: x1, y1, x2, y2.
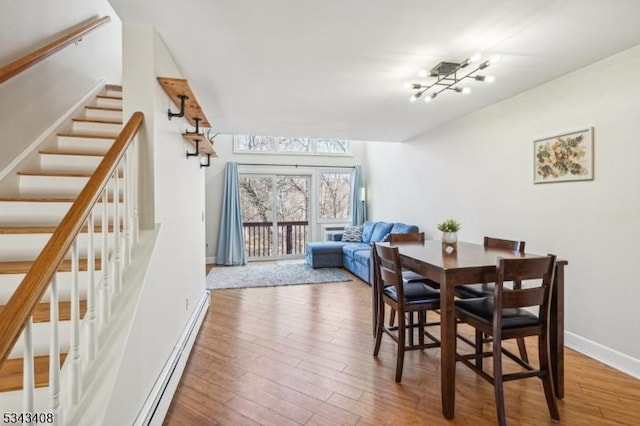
(341, 225, 363, 242)
(380, 233, 391, 242)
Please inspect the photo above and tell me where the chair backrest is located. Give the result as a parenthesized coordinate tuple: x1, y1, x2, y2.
(484, 236, 526, 253)
(494, 255, 556, 324)
(373, 243, 404, 297)
(389, 232, 425, 243)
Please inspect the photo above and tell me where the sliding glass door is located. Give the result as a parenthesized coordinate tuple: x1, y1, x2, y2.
(239, 174, 310, 260)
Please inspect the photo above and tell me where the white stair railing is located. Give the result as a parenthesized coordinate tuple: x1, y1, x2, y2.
(0, 111, 144, 423)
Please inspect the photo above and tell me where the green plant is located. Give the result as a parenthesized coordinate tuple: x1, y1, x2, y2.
(437, 219, 461, 233)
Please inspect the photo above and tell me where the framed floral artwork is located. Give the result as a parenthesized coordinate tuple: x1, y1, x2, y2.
(533, 128, 594, 184)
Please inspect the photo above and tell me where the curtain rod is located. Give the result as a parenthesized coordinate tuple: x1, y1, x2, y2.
(237, 163, 356, 169)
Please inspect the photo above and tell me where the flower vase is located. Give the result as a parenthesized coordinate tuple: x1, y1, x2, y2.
(442, 231, 458, 253)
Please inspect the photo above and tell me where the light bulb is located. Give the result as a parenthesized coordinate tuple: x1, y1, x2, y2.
(417, 69, 428, 78)
(489, 55, 501, 65)
(485, 75, 495, 83)
(409, 94, 419, 102)
(403, 81, 412, 89)
(424, 95, 432, 103)
(462, 87, 471, 94)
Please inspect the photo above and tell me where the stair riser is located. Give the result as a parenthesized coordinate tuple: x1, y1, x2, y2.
(96, 97, 122, 109)
(57, 136, 114, 153)
(9, 322, 72, 359)
(18, 176, 124, 198)
(84, 108, 122, 121)
(105, 89, 122, 98)
(0, 387, 49, 413)
(72, 121, 122, 136)
(0, 201, 122, 226)
(40, 154, 103, 173)
(0, 270, 96, 304)
(0, 232, 114, 261)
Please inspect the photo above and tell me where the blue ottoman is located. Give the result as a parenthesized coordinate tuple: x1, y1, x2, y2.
(306, 241, 345, 268)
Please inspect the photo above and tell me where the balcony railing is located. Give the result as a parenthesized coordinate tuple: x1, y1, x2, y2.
(243, 221, 309, 258)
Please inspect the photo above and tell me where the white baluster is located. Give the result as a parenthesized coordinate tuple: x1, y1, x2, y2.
(87, 211, 97, 360)
(132, 137, 139, 244)
(49, 274, 63, 423)
(70, 239, 82, 403)
(123, 152, 131, 267)
(113, 171, 122, 292)
(101, 188, 111, 323)
(23, 318, 35, 413)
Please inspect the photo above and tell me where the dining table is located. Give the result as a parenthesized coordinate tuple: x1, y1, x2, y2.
(380, 239, 567, 420)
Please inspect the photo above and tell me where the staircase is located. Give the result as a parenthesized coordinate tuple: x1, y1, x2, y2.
(0, 85, 124, 412)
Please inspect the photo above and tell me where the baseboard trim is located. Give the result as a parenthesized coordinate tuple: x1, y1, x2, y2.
(134, 290, 210, 426)
(0, 79, 106, 181)
(566, 331, 640, 379)
(206, 256, 216, 264)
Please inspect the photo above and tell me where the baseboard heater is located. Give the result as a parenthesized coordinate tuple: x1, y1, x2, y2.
(134, 291, 210, 425)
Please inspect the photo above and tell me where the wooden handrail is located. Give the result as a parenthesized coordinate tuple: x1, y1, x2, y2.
(0, 111, 144, 367)
(0, 16, 111, 85)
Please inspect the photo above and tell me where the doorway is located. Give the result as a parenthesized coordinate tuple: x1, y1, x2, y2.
(239, 174, 311, 260)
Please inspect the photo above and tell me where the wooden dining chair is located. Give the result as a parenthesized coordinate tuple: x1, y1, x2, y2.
(372, 242, 441, 382)
(454, 255, 559, 426)
(455, 236, 526, 298)
(455, 236, 529, 362)
(385, 232, 440, 331)
(389, 232, 439, 286)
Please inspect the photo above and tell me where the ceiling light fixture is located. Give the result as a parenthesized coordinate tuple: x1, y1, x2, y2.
(406, 53, 499, 103)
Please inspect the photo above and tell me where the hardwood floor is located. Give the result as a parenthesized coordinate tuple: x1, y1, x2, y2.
(165, 268, 640, 425)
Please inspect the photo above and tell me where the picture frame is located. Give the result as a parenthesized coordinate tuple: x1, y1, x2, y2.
(533, 127, 594, 184)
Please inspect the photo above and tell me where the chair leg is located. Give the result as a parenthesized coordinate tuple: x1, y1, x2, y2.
(475, 329, 484, 370)
(516, 337, 529, 363)
(373, 303, 385, 356)
(493, 340, 507, 426)
(389, 308, 396, 327)
(395, 309, 406, 383)
(408, 311, 414, 347)
(539, 334, 560, 421)
(372, 281, 378, 337)
(418, 311, 425, 346)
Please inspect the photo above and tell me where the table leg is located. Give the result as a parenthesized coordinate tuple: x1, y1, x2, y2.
(550, 263, 565, 398)
(440, 274, 456, 419)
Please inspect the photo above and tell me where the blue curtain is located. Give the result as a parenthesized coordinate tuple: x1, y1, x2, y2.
(352, 165, 366, 226)
(215, 162, 247, 265)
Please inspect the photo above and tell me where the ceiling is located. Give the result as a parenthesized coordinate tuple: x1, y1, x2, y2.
(108, 0, 640, 142)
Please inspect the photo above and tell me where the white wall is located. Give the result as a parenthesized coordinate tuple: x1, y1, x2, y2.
(366, 44, 640, 375)
(0, 0, 122, 173)
(102, 24, 207, 424)
(205, 137, 367, 261)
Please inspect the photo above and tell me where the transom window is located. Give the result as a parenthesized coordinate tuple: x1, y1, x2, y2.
(234, 135, 351, 156)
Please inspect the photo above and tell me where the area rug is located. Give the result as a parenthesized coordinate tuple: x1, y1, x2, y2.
(206, 260, 352, 290)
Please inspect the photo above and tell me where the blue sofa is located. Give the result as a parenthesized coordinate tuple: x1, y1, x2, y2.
(305, 221, 419, 284)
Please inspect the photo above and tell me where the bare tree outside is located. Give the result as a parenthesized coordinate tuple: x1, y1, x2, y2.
(240, 175, 311, 257)
(237, 161, 353, 258)
(316, 139, 349, 154)
(233, 134, 350, 155)
(318, 172, 351, 219)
